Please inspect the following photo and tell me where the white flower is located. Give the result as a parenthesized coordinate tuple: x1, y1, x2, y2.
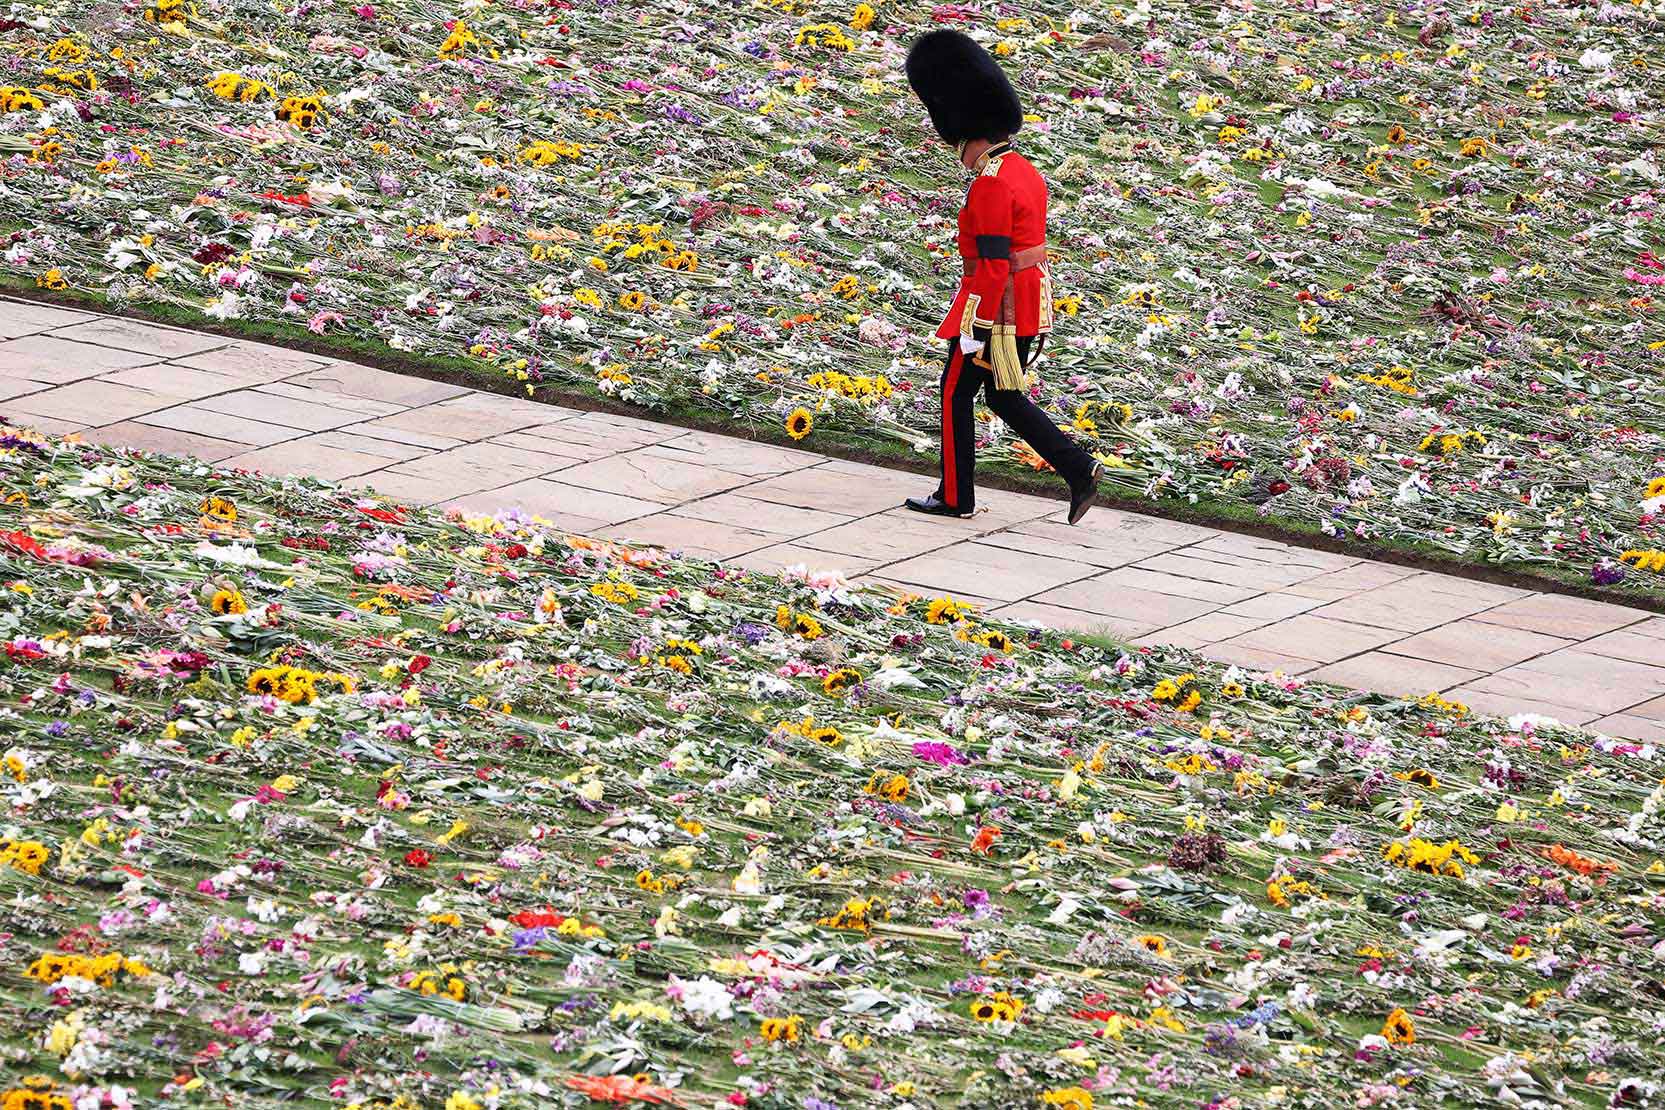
(673, 975, 734, 1021)
(1578, 47, 1613, 69)
(204, 291, 244, 321)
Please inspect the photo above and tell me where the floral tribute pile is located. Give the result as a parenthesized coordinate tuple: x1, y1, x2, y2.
(1, 0, 1664, 592)
(3, 422, 1665, 1108)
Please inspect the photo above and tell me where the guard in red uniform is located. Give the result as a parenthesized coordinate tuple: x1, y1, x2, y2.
(902, 30, 1101, 523)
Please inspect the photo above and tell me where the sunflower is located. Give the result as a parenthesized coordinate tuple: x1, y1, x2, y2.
(198, 495, 238, 522)
(792, 613, 823, 639)
(1382, 1008, 1415, 1045)
(865, 772, 909, 803)
(785, 407, 813, 440)
(1385, 123, 1407, 144)
(926, 596, 968, 624)
(972, 628, 1013, 654)
(1134, 933, 1170, 958)
(276, 94, 325, 130)
(2, 1075, 72, 1110)
(210, 588, 248, 615)
(618, 290, 646, 311)
(1041, 1089, 1094, 1110)
(822, 667, 860, 695)
(759, 1015, 802, 1042)
(968, 991, 1024, 1023)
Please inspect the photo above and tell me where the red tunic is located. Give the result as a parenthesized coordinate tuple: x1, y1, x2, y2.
(935, 144, 1053, 341)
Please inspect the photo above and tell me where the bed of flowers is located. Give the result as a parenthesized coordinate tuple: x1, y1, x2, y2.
(1, 0, 1664, 595)
(4, 421, 1665, 1108)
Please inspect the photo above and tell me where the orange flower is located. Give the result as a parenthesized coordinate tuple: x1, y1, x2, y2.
(563, 1074, 681, 1104)
(1011, 441, 1054, 471)
(1382, 1008, 1415, 1046)
(970, 826, 1001, 856)
(1543, 843, 1616, 878)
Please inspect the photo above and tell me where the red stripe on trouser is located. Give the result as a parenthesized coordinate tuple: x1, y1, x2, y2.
(940, 345, 963, 507)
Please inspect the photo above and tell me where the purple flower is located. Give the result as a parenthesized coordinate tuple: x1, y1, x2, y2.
(512, 927, 550, 951)
(1591, 559, 1625, 586)
(913, 741, 970, 766)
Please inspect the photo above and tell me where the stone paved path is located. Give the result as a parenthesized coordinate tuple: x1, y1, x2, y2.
(7, 296, 1665, 739)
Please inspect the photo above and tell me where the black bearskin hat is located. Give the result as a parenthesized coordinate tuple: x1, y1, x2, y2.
(904, 30, 1023, 146)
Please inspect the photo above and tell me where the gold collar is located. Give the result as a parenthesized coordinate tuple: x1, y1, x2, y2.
(972, 140, 1012, 174)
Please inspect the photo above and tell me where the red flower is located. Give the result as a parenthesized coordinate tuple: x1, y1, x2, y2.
(510, 907, 566, 928)
(408, 654, 432, 675)
(0, 530, 49, 561)
(404, 849, 432, 868)
(564, 1075, 681, 1104)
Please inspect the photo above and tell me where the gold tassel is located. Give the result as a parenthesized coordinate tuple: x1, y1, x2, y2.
(990, 325, 1027, 391)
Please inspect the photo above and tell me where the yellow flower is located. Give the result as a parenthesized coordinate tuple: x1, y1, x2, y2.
(0, 838, 50, 876)
(210, 588, 248, 616)
(850, 3, 875, 30)
(969, 990, 1024, 1023)
(759, 1014, 802, 1042)
(1134, 933, 1170, 958)
(926, 596, 968, 624)
(785, 407, 813, 440)
(1042, 1087, 1095, 1110)
(1382, 1008, 1415, 1045)
(822, 667, 860, 695)
(437, 20, 480, 59)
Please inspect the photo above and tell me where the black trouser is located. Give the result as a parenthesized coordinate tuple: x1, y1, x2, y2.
(935, 334, 1096, 512)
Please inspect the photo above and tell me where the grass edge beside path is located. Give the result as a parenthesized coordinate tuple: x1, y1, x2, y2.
(8, 279, 1661, 618)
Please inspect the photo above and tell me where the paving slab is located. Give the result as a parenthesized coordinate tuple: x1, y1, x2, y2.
(52, 317, 225, 359)
(0, 375, 45, 402)
(645, 432, 821, 478)
(1096, 565, 1260, 605)
(221, 439, 401, 481)
(1453, 667, 1648, 717)
(0, 334, 157, 382)
(1586, 712, 1665, 739)
(878, 541, 1098, 603)
(1196, 642, 1318, 675)
(670, 492, 854, 538)
(995, 600, 1164, 640)
(459, 478, 666, 525)
(289, 363, 471, 407)
(8, 380, 181, 424)
(356, 401, 541, 444)
(0, 301, 92, 338)
(1032, 578, 1219, 627)
(1217, 614, 1404, 664)
(192, 388, 372, 433)
(555, 452, 758, 504)
(1442, 685, 1601, 727)
(744, 465, 929, 517)
(100, 362, 255, 400)
(77, 421, 252, 462)
(1305, 652, 1483, 697)
(1379, 619, 1571, 672)
(973, 518, 1177, 569)
(1132, 550, 1319, 592)
(1135, 611, 1273, 650)
(724, 543, 884, 578)
(138, 405, 300, 448)
(1472, 594, 1647, 641)
(172, 342, 331, 379)
(609, 515, 784, 561)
